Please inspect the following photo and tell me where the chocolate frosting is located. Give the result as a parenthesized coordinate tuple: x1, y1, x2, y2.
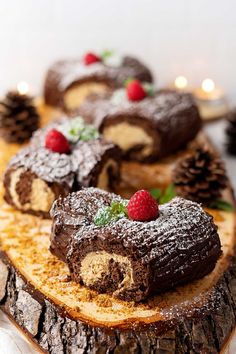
(7, 147, 76, 188)
(78, 90, 202, 161)
(30, 120, 121, 188)
(44, 56, 153, 109)
(50, 188, 221, 302)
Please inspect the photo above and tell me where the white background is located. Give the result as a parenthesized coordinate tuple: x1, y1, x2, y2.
(0, 2, 236, 352)
(0, 0, 235, 101)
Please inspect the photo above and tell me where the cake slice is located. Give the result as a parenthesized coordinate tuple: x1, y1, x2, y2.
(50, 188, 221, 302)
(78, 84, 202, 161)
(44, 52, 153, 114)
(3, 118, 121, 217)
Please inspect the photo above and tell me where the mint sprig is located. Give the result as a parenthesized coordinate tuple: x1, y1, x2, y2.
(150, 185, 234, 212)
(59, 117, 99, 143)
(150, 184, 176, 204)
(124, 77, 135, 87)
(94, 200, 128, 226)
(208, 200, 234, 212)
(101, 49, 114, 61)
(143, 82, 155, 97)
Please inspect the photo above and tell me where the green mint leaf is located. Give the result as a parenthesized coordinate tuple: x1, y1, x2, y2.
(69, 127, 78, 136)
(150, 184, 176, 204)
(101, 49, 114, 60)
(94, 200, 128, 226)
(124, 77, 135, 87)
(143, 82, 155, 96)
(60, 117, 99, 143)
(208, 200, 234, 212)
(150, 188, 162, 200)
(159, 184, 176, 204)
(94, 206, 113, 226)
(79, 125, 99, 141)
(111, 200, 128, 217)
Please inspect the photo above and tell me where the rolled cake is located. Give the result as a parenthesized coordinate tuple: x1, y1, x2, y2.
(3, 119, 121, 217)
(44, 54, 153, 114)
(3, 147, 75, 218)
(78, 88, 202, 162)
(50, 188, 221, 302)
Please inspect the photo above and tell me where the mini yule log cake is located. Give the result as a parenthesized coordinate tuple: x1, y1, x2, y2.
(44, 51, 153, 114)
(50, 188, 221, 302)
(78, 82, 202, 162)
(3, 118, 121, 217)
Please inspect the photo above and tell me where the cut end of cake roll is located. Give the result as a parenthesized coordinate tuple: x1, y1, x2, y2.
(72, 138, 121, 191)
(50, 188, 222, 302)
(63, 80, 110, 113)
(43, 54, 153, 114)
(3, 147, 75, 217)
(101, 116, 158, 161)
(79, 89, 202, 162)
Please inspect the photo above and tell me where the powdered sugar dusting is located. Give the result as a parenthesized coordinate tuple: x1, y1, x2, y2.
(52, 188, 219, 267)
(8, 147, 75, 186)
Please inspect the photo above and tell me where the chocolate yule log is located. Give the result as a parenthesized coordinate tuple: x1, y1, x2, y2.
(78, 85, 202, 162)
(3, 118, 121, 217)
(50, 188, 221, 302)
(44, 52, 153, 113)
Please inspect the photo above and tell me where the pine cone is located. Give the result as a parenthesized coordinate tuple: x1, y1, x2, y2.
(0, 91, 40, 143)
(225, 108, 236, 155)
(173, 148, 228, 204)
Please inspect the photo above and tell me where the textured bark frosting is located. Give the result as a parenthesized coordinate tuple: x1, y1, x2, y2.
(78, 90, 202, 161)
(8, 147, 76, 186)
(31, 120, 121, 189)
(50, 188, 221, 302)
(44, 56, 153, 111)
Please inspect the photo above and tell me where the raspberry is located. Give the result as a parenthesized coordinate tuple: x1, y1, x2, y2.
(45, 129, 70, 154)
(84, 52, 101, 65)
(126, 80, 146, 101)
(127, 190, 159, 221)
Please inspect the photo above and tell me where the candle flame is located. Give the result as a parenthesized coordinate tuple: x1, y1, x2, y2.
(201, 79, 215, 93)
(17, 82, 29, 95)
(174, 76, 188, 90)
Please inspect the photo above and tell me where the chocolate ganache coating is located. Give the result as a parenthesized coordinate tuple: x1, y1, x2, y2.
(44, 56, 153, 112)
(78, 90, 202, 162)
(50, 188, 221, 302)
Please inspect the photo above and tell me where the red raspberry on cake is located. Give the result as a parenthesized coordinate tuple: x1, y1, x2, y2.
(127, 189, 159, 221)
(45, 129, 70, 154)
(126, 80, 146, 101)
(84, 52, 101, 65)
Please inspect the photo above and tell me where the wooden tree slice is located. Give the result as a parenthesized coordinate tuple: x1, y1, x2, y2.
(0, 198, 235, 353)
(0, 105, 235, 353)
